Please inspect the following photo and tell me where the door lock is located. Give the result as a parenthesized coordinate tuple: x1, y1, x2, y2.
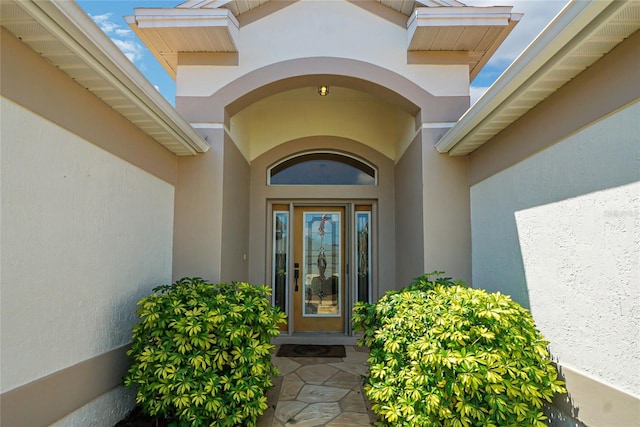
(294, 263, 300, 292)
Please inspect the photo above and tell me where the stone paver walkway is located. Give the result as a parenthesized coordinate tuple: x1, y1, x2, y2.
(257, 345, 376, 427)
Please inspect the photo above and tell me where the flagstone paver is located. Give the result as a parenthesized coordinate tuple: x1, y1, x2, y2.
(326, 412, 372, 426)
(291, 402, 341, 426)
(280, 380, 305, 400)
(340, 390, 368, 413)
(274, 401, 308, 424)
(256, 345, 376, 427)
(297, 384, 351, 403)
(296, 365, 339, 384)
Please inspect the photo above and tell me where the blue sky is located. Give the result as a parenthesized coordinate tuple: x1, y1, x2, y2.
(77, 1, 180, 103)
(77, 0, 568, 106)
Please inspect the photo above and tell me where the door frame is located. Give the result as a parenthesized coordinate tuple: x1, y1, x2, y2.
(268, 200, 376, 337)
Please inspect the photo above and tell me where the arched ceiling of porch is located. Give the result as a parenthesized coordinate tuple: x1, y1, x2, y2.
(230, 85, 416, 162)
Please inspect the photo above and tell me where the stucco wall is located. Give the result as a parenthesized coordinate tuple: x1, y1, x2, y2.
(470, 101, 640, 400)
(0, 27, 177, 186)
(173, 128, 225, 282)
(395, 135, 425, 287)
(230, 87, 415, 162)
(177, 0, 469, 99)
(422, 130, 470, 284)
(50, 387, 136, 427)
(0, 97, 174, 421)
(221, 134, 251, 282)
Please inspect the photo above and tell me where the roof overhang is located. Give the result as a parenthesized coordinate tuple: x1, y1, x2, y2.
(407, 6, 522, 80)
(436, 0, 640, 156)
(125, 8, 239, 80)
(378, 0, 466, 17)
(128, 0, 520, 80)
(178, 0, 273, 16)
(0, 0, 209, 156)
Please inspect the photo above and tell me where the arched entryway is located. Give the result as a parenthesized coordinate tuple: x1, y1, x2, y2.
(172, 59, 472, 334)
(249, 138, 394, 339)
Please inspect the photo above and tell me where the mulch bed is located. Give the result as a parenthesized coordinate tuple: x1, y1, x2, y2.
(114, 406, 173, 427)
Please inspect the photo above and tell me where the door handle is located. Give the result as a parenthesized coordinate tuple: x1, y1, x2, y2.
(294, 263, 300, 291)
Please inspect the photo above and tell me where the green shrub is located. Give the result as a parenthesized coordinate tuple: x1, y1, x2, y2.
(124, 278, 286, 427)
(353, 272, 565, 427)
(406, 271, 467, 292)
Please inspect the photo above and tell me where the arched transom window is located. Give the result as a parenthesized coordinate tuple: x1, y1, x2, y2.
(268, 152, 377, 185)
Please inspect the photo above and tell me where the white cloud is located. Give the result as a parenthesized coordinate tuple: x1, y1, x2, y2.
(89, 12, 145, 65)
(470, 86, 489, 106)
(90, 13, 118, 34)
(115, 28, 134, 37)
(112, 39, 145, 63)
(465, 0, 569, 65)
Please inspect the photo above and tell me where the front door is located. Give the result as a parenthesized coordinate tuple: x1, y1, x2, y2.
(293, 206, 345, 332)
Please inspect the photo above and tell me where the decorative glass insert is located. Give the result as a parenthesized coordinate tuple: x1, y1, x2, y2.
(270, 153, 375, 185)
(272, 211, 289, 314)
(302, 212, 341, 317)
(356, 211, 371, 303)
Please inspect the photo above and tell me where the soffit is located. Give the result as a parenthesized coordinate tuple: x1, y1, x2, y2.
(177, 0, 271, 16)
(125, 8, 240, 80)
(0, 0, 209, 156)
(407, 6, 521, 80)
(128, 0, 519, 80)
(176, 0, 463, 17)
(437, 1, 640, 156)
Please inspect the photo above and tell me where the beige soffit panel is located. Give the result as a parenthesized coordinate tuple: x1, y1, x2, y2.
(177, 0, 463, 18)
(407, 6, 522, 80)
(0, 0, 209, 156)
(437, 0, 640, 156)
(379, 0, 465, 17)
(177, 0, 271, 17)
(132, 0, 511, 81)
(126, 8, 239, 79)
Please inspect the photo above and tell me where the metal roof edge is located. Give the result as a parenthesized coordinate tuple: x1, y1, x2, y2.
(435, 0, 613, 155)
(20, 0, 210, 155)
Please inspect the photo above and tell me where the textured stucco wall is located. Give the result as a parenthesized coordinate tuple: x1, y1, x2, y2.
(230, 87, 415, 162)
(470, 101, 640, 396)
(177, 0, 469, 98)
(395, 135, 424, 287)
(49, 387, 135, 427)
(172, 127, 225, 282)
(422, 130, 470, 284)
(221, 135, 250, 282)
(0, 98, 175, 392)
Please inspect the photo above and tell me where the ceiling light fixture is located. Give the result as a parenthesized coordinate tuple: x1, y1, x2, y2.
(318, 85, 329, 96)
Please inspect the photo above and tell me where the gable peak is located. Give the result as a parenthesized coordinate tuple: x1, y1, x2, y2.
(176, 0, 469, 18)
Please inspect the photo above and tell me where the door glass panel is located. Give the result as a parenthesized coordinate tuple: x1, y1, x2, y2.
(356, 211, 371, 303)
(302, 212, 341, 317)
(272, 211, 289, 314)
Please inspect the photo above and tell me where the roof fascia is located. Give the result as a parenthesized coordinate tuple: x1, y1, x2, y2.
(435, 0, 613, 154)
(129, 7, 240, 29)
(408, 6, 517, 30)
(347, 1, 408, 28)
(417, 0, 465, 6)
(200, 0, 234, 8)
(469, 13, 521, 80)
(18, 0, 209, 155)
(407, 5, 519, 48)
(176, 0, 216, 8)
(178, 0, 233, 8)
